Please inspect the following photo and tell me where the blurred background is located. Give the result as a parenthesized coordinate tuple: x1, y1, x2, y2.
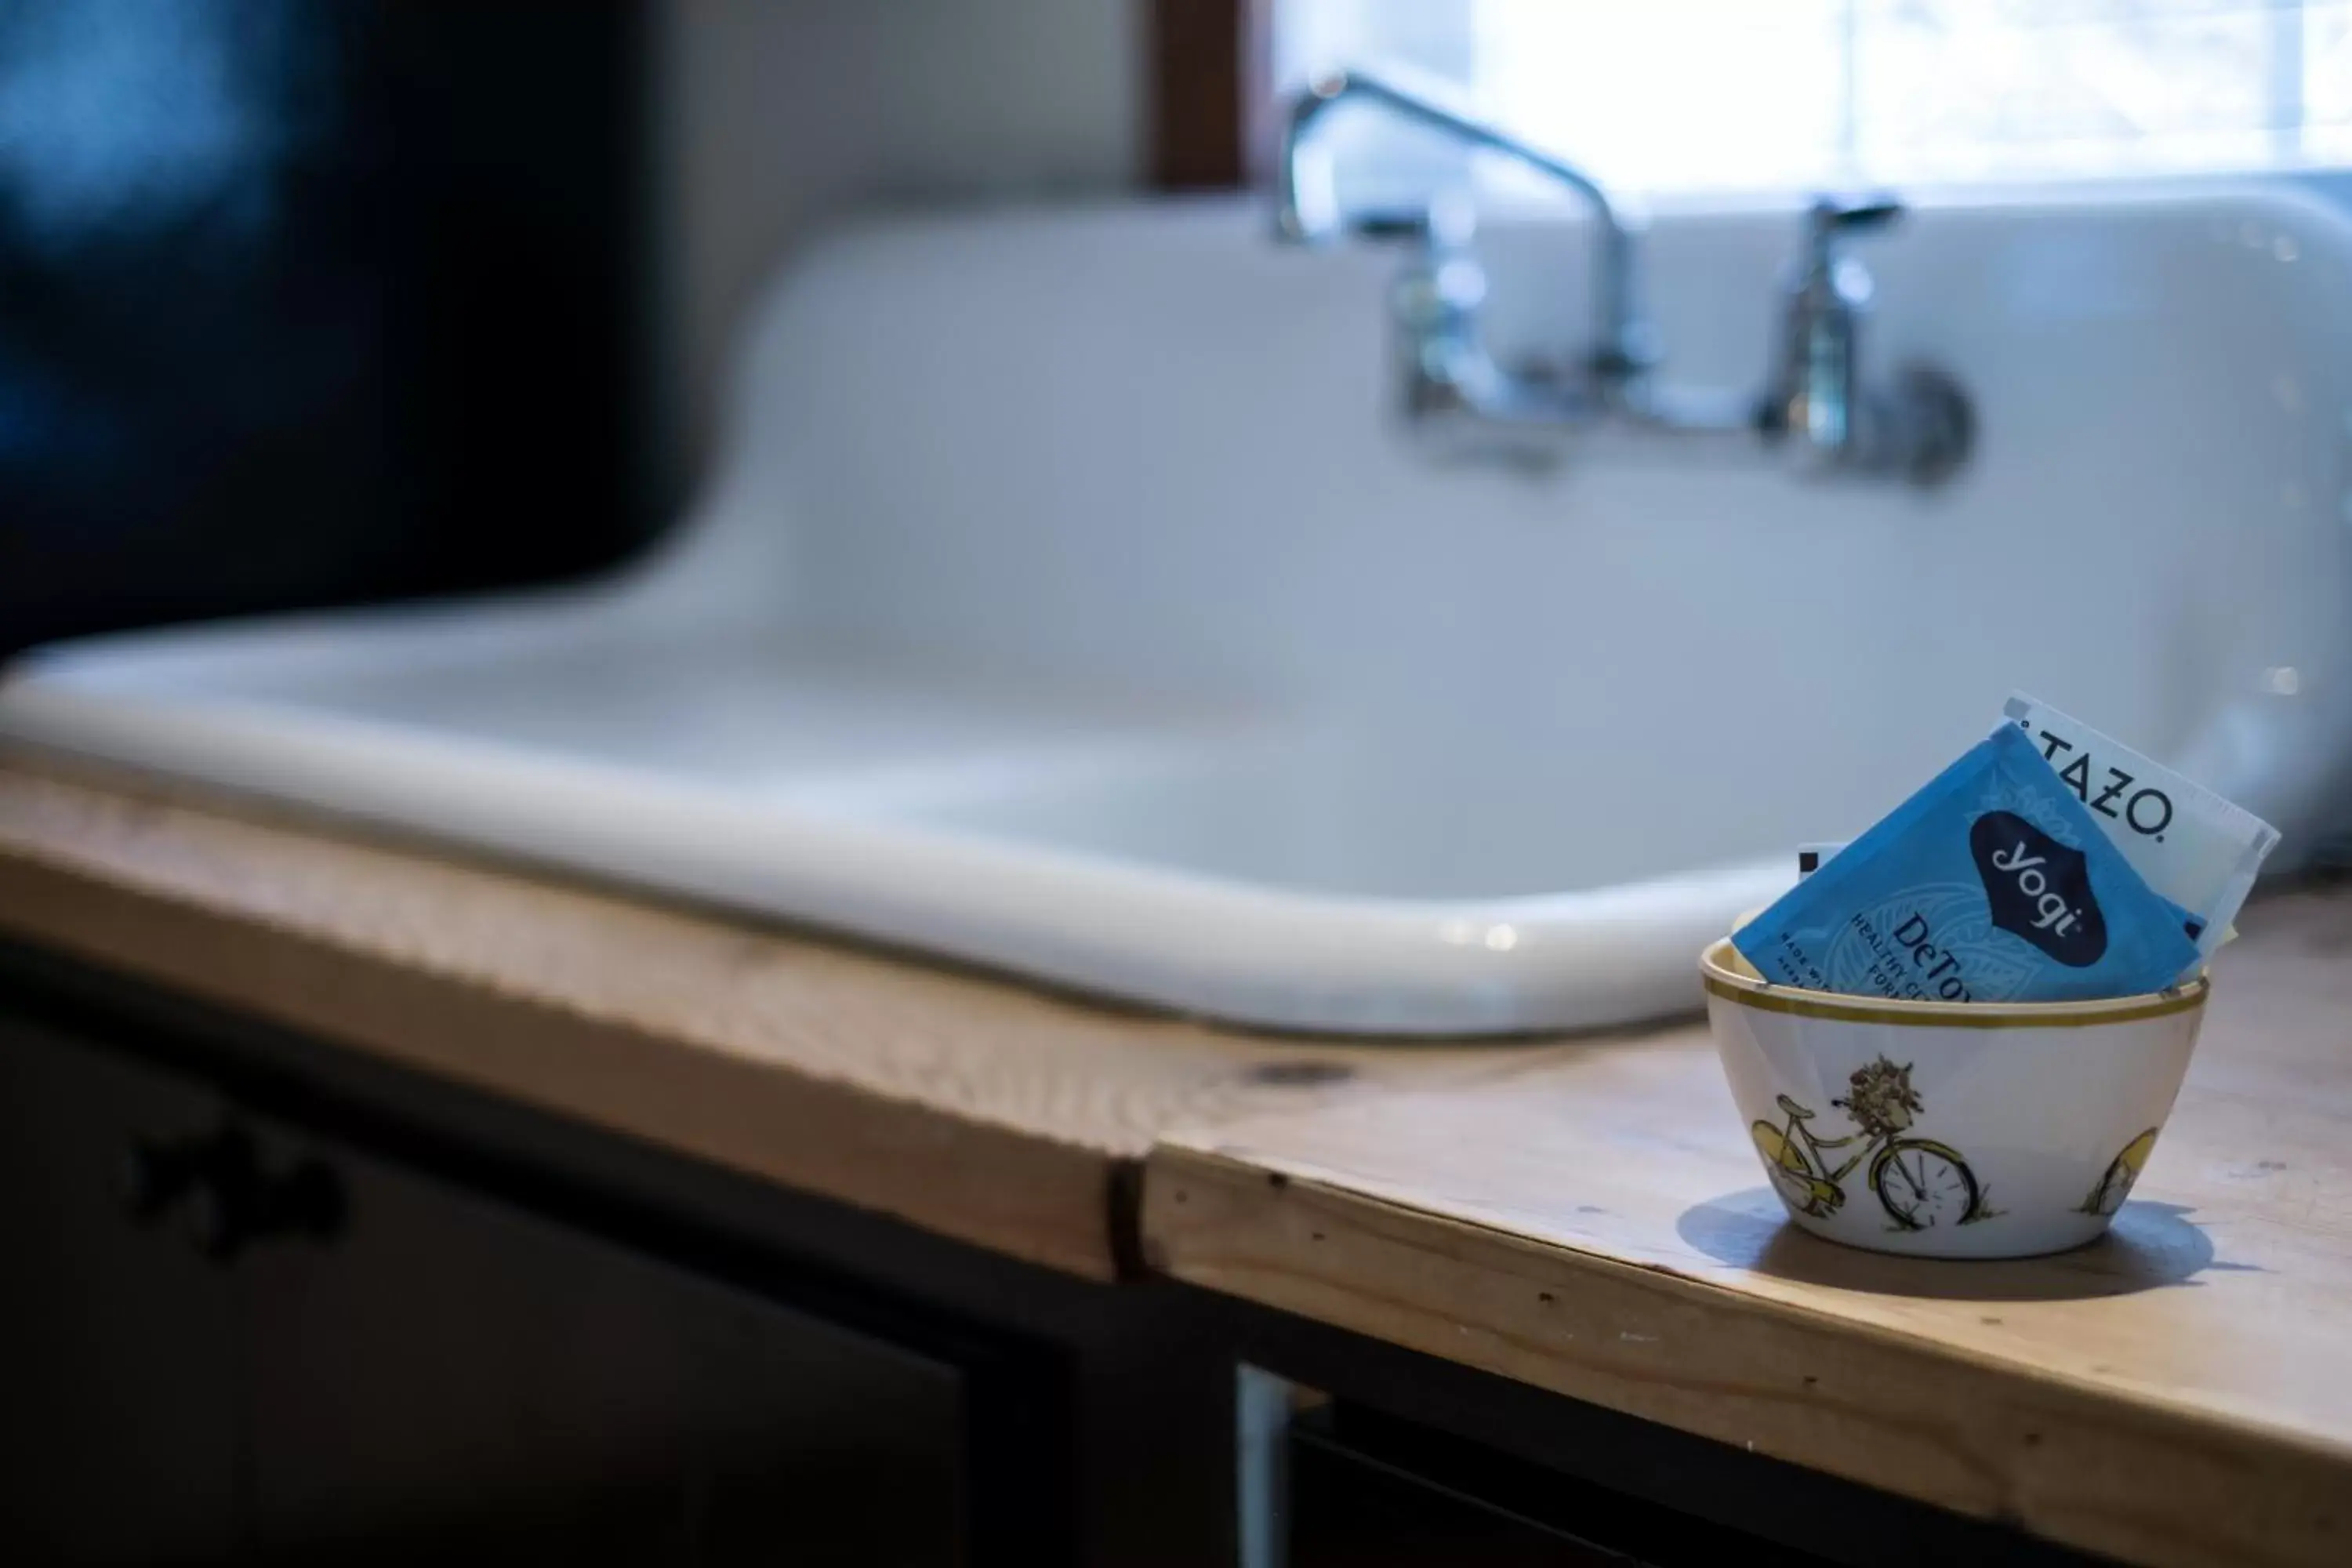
(5, 0, 2350, 658)
(0, 0, 1138, 659)
(0, 2, 649, 654)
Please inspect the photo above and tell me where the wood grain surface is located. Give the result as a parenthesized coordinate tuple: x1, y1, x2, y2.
(16, 750, 2352, 1560)
(0, 757, 1547, 1279)
(1146, 885, 2352, 1567)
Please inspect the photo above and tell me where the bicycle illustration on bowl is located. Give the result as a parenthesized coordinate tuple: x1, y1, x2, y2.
(1751, 1057, 1995, 1231)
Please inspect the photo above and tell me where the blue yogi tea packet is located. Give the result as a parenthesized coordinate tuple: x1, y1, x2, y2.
(1735, 724, 2202, 1004)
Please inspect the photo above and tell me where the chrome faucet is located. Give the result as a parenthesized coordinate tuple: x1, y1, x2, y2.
(1757, 196, 1974, 483)
(1275, 70, 1973, 484)
(1279, 70, 1655, 401)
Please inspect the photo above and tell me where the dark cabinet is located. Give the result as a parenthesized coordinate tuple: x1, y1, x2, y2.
(234, 1119, 968, 1564)
(1290, 1432, 1632, 1568)
(0, 1018, 240, 1564)
(238, 1114, 974, 1561)
(1283, 1401, 1829, 1568)
(0, 1017, 992, 1565)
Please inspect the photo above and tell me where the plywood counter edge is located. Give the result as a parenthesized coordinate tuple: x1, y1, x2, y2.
(1142, 1138, 2352, 1568)
(0, 766, 1148, 1279)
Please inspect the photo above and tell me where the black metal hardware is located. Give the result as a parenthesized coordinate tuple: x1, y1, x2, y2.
(122, 1127, 347, 1261)
(119, 1134, 212, 1222)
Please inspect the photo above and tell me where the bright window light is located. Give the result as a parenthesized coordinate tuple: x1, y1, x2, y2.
(1272, 1, 2352, 199)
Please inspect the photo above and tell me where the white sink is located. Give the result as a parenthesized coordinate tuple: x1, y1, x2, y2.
(9, 190, 2352, 1033)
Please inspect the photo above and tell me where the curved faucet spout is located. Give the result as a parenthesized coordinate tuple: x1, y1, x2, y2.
(1275, 68, 1652, 385)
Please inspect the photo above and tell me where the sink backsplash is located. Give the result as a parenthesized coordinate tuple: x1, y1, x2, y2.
(646, 191, 2352, 869)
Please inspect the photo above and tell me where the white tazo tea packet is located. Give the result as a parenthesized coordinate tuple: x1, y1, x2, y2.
(2002, 693, 2279, 955)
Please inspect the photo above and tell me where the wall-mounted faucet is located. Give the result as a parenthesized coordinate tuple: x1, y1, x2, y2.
(1279, 69, 1657, 405)
(1758, 196, 1973, 484)
(1275, 70, 1973, 485)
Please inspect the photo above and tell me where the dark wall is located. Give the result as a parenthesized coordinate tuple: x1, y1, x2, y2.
(0, 0, 652, 659)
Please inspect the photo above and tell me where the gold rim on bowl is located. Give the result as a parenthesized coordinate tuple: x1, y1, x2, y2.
(1700, 938, 2207, 1030)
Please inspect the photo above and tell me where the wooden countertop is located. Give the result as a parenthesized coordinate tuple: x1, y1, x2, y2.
(12, 754, 2352, 1563)
(1145, 884, 2352, 1568)
(0, 757, 1549, 1280)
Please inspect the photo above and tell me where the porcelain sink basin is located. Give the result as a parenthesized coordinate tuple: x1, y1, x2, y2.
(8, 191, 2352, 1033)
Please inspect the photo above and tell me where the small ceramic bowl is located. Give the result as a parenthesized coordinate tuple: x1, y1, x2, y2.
(1700, 938, 2206, 1258)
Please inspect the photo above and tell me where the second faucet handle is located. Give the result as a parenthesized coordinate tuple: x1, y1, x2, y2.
(1801, 195, 1904, 280)
(1810, 194, 1904, 235)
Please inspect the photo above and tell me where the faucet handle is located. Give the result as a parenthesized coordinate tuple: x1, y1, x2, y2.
(1350, 209, 1438, 242)
(1792, 195, 1904, 298)
(1806, 194, 1903, 247)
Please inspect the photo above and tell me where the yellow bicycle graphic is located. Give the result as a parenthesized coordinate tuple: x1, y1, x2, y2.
(1750, 1058, 1992, 1232)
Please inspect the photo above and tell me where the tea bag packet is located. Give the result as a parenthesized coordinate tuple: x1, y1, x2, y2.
(2002, 694, 2278, 956)
(1736, 724, 2202, 1004)
(1804, 831, 2234, 955)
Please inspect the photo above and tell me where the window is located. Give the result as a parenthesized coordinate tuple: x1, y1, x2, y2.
(1272, 1, 2352, 200)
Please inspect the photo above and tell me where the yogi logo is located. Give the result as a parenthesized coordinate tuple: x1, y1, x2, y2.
(1969, 811, 2107, 967)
